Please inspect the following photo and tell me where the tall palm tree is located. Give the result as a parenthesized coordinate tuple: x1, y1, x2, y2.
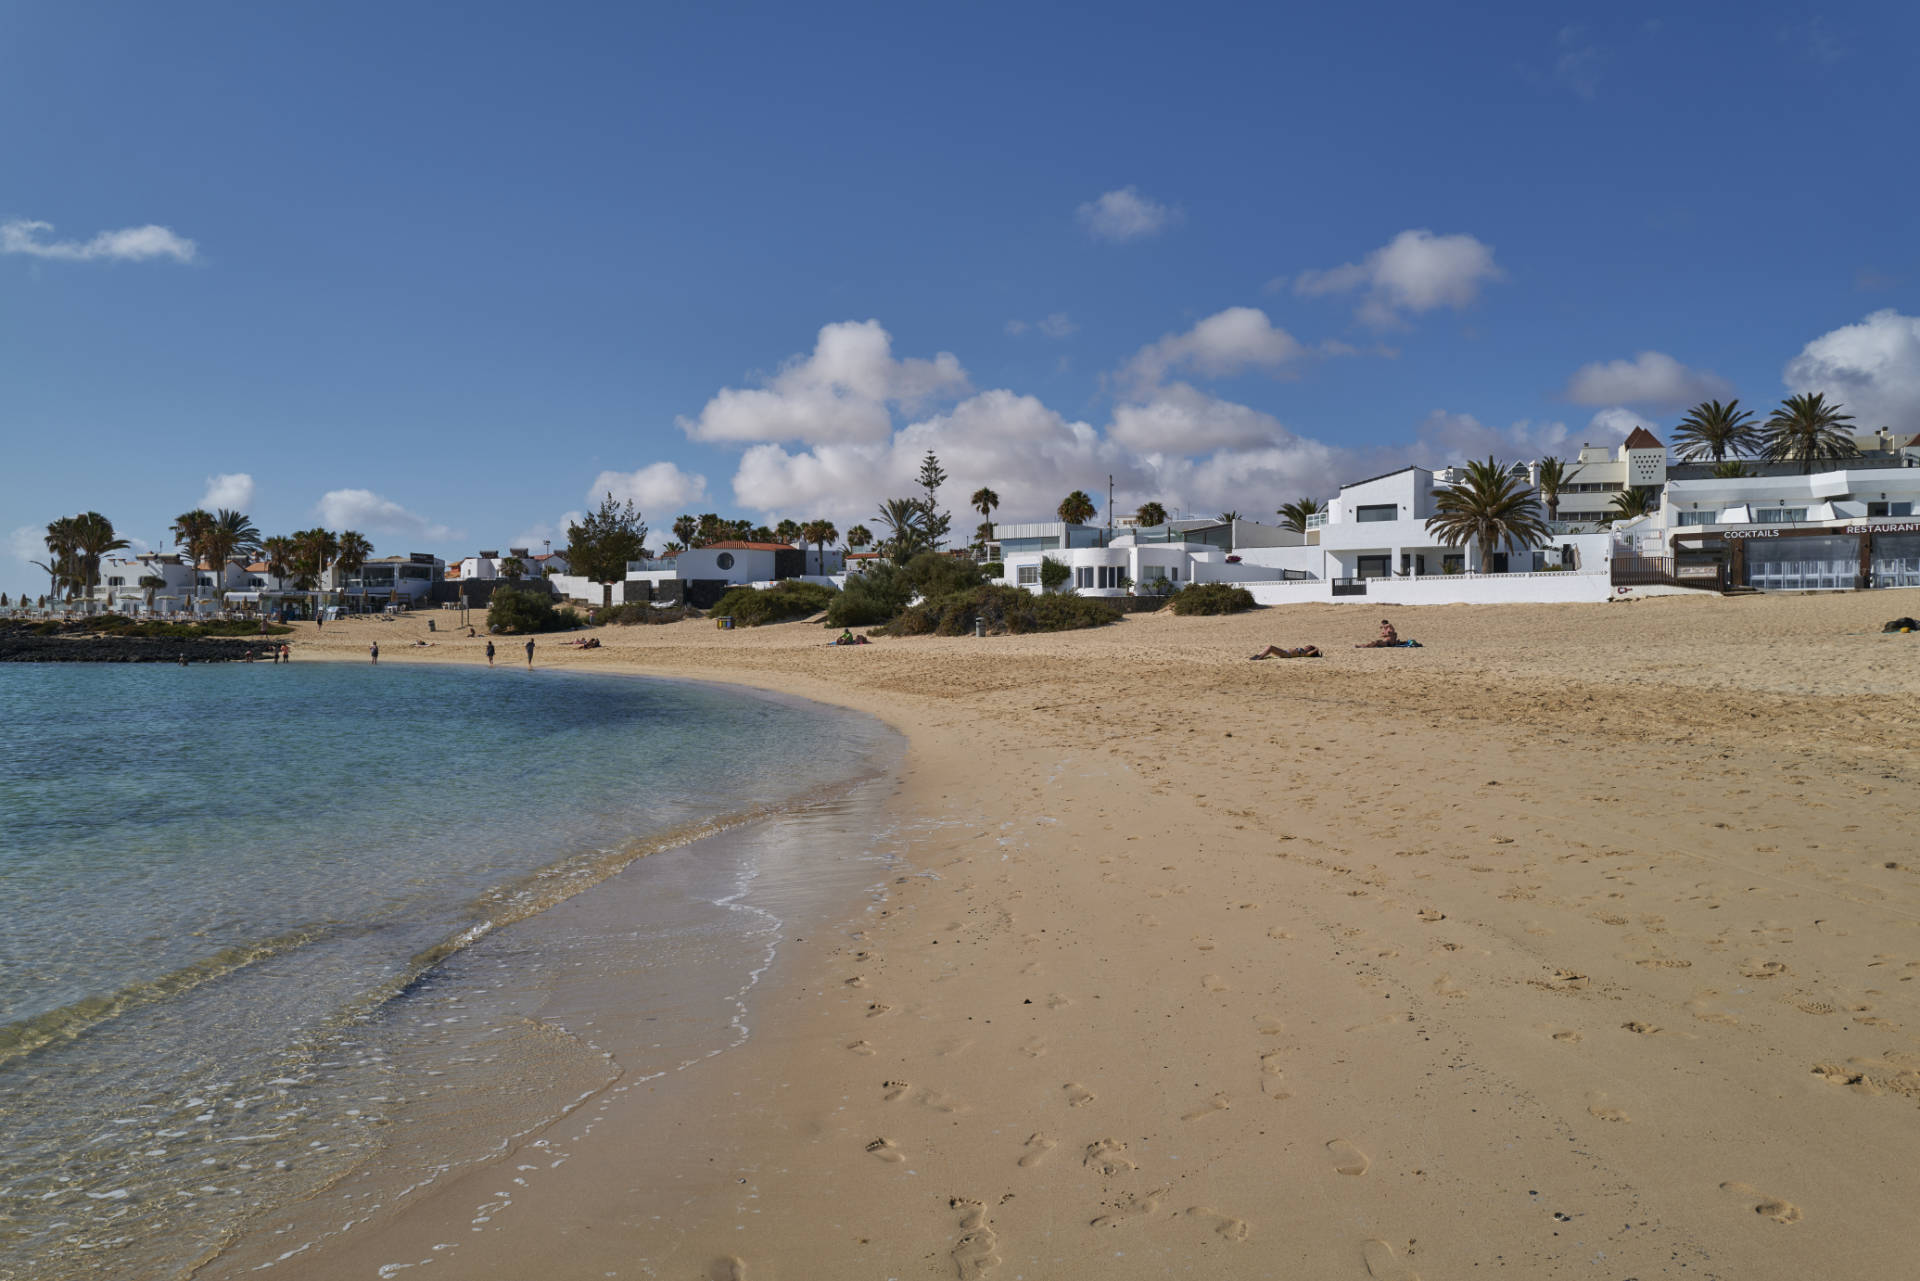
(1136, 500, 1170, 528)
(845, 524, 873, 552)
(1276, 497, 1322, 534)
(970, 487, 1001, 556)
(801, 519, 839, 574)
(171, 509, 215, 605)
(875, 498, 932, 562)
(1762, 393, 1859, 474)
(1057, 490, 1097, 526)
(1606, 486, 1658, 524)
(1672, 399, 1760, 463)
(774, 518, 803, 545)
(213, 509, 263, 559)
(290, 527, 340, 594)
(1424, 457, 1549, 572)
(262, 535, 296, 587)
(68, 512, 129, 611)
(35, 516, 81, 605)
(139, 573, 166, 615)
(335, 530, 373, 583)
(1216, 510, 1242, 524)
(1533, 457, 1580, 522)
(672, 514, 699, 548)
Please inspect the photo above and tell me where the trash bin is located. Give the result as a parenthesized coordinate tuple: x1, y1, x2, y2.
(974, 617, 985, 638)
(716, 616, 733, 630)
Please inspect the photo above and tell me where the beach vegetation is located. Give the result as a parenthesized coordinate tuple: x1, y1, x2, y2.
(1762, 393, 1860, 474)
(289, 527, 340, 591)
(1136, 500, 1170, 528)
(711, 580, 837, 626)
(565, 493, 649, 606)
(845, 524, 873, 551)
(599, 602, 695, 625)
(487, 586, 580, 634)
(1277, 497, 1323, 534)
(1673, 399, 1761, 462)
(335, 530, 372, 583)
(883, 584, 1118, 637)
(774, 518, 802, 544)
(1056, 490, 1097, 526)
(1038, 556, 1071, 593)
(801, 518, 839, 573)
(824, 561, 913, 626)
(40, 615, 292, 638)
(1606, 486, 1658, 523)
(1424, 456, 1549, 569)
(904, 551, 986, 598)
(499, 556, 525, 580)
(874, 496, 938, 563)
(970, 487, 1000, 555)
(1168, 582, 1256, 615)
(979, 561, 1003, 578)
(1711, 460, 1756, 478)
(1217, 510, 1242, 523)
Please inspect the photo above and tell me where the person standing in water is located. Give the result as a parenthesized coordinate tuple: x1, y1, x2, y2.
(369, 641, 379, 665)
(485, 640, 495, 667)
(524, 638, 535, 669)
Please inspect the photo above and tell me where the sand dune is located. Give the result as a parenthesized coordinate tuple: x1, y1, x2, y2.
(223, 591, 1920, 1279)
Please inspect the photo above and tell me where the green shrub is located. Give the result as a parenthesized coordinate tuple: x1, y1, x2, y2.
(882, 585, 1118, 637)
(1167, 582, 1257, 615)
(488, 586, 580, 634)
(903, 552, 986, 599)
(1039, 557, 1071, 592)
(76, 618, 294, 639)
(599, 602, 695, 625)
(710, 580, 837, 627)
(978, 561, 1003, 578)
(825, 562, 914, 627)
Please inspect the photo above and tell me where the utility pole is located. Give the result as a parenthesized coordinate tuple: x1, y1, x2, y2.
(1107, 474, 1115, 537)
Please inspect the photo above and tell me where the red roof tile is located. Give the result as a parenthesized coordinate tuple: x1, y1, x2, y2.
(1623, 426, 1664, 450)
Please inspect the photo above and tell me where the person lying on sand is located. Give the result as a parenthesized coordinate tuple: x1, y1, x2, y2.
(1355, 618, 1399, 648)
(1249, 644, 1322, 659)
(828, 632, 871, 646)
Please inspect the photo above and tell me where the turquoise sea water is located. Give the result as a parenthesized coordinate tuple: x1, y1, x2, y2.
(0, 661, 896, 1279)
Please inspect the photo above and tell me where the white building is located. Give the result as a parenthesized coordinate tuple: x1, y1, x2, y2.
(97, 553, 201, 614)
(341, 554, 444, 608)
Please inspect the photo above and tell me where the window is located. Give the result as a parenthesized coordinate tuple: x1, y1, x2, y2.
(1355, 504, 1399, 523)
(1753, 507, 1807, 524)
(107, 576, 124, 587)
(1676, 510, 1718, 526)
(716, 552, 735, 570)
(1356, 555, 1391, 579)
(1868, 501, 1914, 517)
(1016, 565, 1040, 586)
(1096, 565, 1124, 589)
(1075, 566, 1093, 589)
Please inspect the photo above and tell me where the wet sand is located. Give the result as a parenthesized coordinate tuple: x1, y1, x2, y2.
(226, 592, 1920, 1279)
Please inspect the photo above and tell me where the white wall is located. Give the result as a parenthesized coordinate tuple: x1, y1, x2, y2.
(1244, 571, 1619, 606)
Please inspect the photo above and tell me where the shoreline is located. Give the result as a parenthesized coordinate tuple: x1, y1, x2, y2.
(181, 597, 1920, 1277)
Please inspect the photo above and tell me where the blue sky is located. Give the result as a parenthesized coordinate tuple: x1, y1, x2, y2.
(5, 1, 1917, 595)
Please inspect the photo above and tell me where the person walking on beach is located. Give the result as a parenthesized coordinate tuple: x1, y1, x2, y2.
(369, 641, 379, 665)
(280, 643, 290, 663)
(485, 640, 495, 667)
(524, 638, 535, 669)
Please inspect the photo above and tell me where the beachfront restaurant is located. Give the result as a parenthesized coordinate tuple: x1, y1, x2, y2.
(1671, 522, 1920, 591)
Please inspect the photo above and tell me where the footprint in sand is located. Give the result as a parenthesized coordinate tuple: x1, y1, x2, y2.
(1622, 1021, 1662, 1036)
(1186, 1206, 1250, 1241)
(1417, 908, 1446, 922)
(1255, 1014, 1286, 1037)
(1586, 1092, 1630, 1122)
(1739, 959, 1789, 980)
(882, 1080, 912, 1102)
(1268, 927, 1293, 940)
(1720, 1181, 1802, 1223)
(1327, 1139, 1371, 1176)
(1090, 1186, 1169, 1228)
(950, 1197, 1002, 1279)
(1181, 1093, 1232, 1122)
(845, 975, 867, 988)
(1083, 1138, 1136, 1176)
(1202, 973, 1229, 993)
(865, 1138, 904, 1163)
(1361, 1238, 1420, 1280)
(846, 1039, 877, 1055)
(1017, 1133, 1057, 1168)
(1431, 974, 1468, 999)
(1547, 1026, 1582, 1043)
(1686, 994, 1739, 1026)
(1017, 1038, 1047, 1058)
(1259, 1050, 1291, 1098)
(866, 1002, 892, 1018)
(707, 1257, 747, 1281)
(1063, 1082, 1096, 1108)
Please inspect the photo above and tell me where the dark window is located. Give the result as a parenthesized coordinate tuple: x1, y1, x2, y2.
(1355, 504, 1399, 523)
(1868, 501, 1914, 517)
(716, 552, 735, 570)
(1356, 555, 1391, 578)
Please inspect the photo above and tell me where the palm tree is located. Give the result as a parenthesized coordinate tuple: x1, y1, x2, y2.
(1672, 399, 1760, 463)
(213, 509, 263, 559)
(800, 519, 839, 574)
(1057, 490, 1097, 526)
(197, 514, 252, 607)
(1762, 393, 1859, 474)
(1276, 497, 1322, 534)
(1710, 460, 1755, 479)
(68, 512, 129, 611)
(1217, 510, 1242, 524)
(335, 530, 373, 583)
(970, 487, 1000, 556)
(34, 516, 80, 606)
(171, 509, 214, 605)
(845, 524, 873, 552)
(1606, 486, 1658, 524)
(673, 514, 699, 548)
(290, 527, 340, 594)
(875, 497, 932, 562)
(1424, 457, 1549, 572)
(1136, 500, 1170, 528)
(500, 556, 525, 580)
(775, 518, 803, 545)
(1532, 458, 1580, 522)
(139, 573, 166, 615)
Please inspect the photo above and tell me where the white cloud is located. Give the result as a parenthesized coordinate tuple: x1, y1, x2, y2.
(679, 319, 968, 445)
(1122, 306, 1305, 393)
(1553, 25, 1603, 99)
(1412, 410, 1579, 464)
(1784, 309, 1920, 431)
(1583, 407, 1659, 442)
(1109, 382, 1293, 453)
(199, 472, 255, 512)
(587, 461, 707, 513)
(1564, 351, 1732, 407)
(1, 219, 197, 264)
(315, 489, 456, 543)
(1295, 229, 1503, 328)
(1076, 187, 1179, 243)
(510, 512, 585, 554)
(8, 525, 45, 566)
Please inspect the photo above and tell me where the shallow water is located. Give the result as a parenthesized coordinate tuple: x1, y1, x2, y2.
(0, 662, 898, 1280)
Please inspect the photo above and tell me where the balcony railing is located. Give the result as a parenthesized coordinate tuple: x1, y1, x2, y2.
(1304, 512, 1328, 529)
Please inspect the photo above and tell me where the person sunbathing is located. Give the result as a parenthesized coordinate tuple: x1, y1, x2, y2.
(1249, 644, 1322, 659)
(1355, 618, 1399, 648)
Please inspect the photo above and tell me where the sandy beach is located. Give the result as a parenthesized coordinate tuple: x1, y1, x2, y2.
(211, 592, 1920, 1280)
